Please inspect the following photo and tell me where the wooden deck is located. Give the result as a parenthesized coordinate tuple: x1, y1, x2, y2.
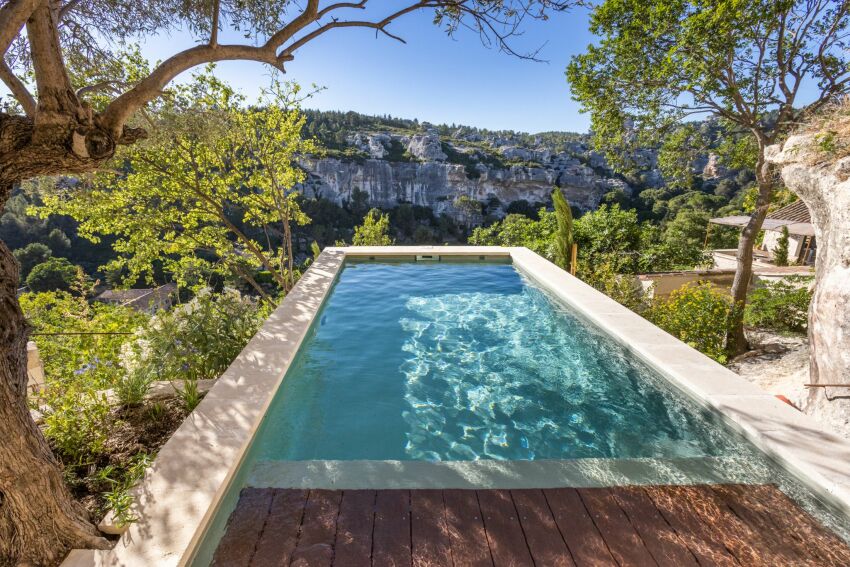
(211, 485, 850, 566)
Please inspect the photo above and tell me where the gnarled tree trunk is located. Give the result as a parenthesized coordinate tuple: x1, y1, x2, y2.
(0, 113, 121, 565)
(767, 136, 850, 434)
(0, 180, 108, 565)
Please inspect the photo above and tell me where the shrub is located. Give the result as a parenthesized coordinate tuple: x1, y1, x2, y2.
(43, 387, 111, 462)
(648, 281, 732, 363)
(21, 291, 147, 391)
(121, 288, 263, 382)
(582, 262, 648, 312)
(26, 257, 78, 292)
(115, 371, 153, 407)
(13, 242, 52, 280)
(352, 209, 393, 246)
(773, 226, 790, 266)
(745, 276, 812, 333)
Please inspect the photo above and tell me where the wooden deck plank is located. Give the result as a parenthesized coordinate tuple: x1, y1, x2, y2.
(411, 490, 453, 567)
(665, 485, 783, 566)
(290, 489, 342, 567)
(444, 489, 494, 567)
(511, 489, 575, 567)
(212, 487, 274, 567)
(577, 488, 657, 567)
(643, 486, 740, 567)
(213, 484, 850, 567)
(543, 488, 618, 567)
(250, 488, 309, 567)
(372, 490, 412, 567)
(332, 490, 376, 567)
(709, 484, 814, 565)
(721, 484, 850, 567)
(477, 489, 534, 567)
(609, 486, 698, 567)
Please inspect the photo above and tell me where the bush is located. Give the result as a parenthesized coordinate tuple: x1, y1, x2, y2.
(773, 226, 790, 266)
(352, 209, 393, 246)
(648, 281, 732, 363)
(43, 386, 111, 462)
(121, 288, 264, 383)
(582, 262, 648, 312)
(745, 276, 812, 333)
(21, 290, 147, 391)
(26, 256, 79, 292)
(13, 242, 52, 280)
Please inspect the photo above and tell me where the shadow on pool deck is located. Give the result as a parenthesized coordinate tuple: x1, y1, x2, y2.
(212, 484, 850, 566)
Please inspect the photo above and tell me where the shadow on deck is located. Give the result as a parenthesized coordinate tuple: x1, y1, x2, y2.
(211, 484, 850, 566)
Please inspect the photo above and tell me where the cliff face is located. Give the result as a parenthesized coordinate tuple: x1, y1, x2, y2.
(767, 128, 850, 437)
(298, 127, 635, 220)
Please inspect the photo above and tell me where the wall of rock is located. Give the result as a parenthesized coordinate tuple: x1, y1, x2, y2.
(299, 128, 634, 221)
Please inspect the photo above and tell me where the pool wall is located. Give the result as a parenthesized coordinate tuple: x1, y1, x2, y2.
(62, 246, 850, 567)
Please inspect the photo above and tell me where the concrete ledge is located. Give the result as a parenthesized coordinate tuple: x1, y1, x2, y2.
(509, 247, 850, 516)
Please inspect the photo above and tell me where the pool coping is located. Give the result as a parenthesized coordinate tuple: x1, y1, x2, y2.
(62, 246, 850, 566)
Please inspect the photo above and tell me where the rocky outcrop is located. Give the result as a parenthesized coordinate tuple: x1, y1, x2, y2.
(300, 155, 629, 220)
(301, 130, 634, 222)
(767, 130, 850, 437)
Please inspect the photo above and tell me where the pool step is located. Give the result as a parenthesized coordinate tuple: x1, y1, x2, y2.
(247, 456, 773, 490)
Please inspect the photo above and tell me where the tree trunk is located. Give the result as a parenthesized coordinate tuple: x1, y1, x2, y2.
(0, 206, 109, 565)
(767, 136, 850, 434)
(726, 149, 774, 357)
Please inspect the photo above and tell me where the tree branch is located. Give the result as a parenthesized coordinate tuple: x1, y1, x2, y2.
(317, 1, 367, 19)
(0, 0, 39, 57)
(280, 1, 432, 58)
(0, 59, 36, 115)
(57, 0, 80, 21)
(100, 44, 278, 137)
(210, 0, 220, 47)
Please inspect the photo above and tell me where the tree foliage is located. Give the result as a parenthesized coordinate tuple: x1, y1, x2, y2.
(352, 208, 394, 246)
(551, 189, 573, 272)
(25, 257, 79, 292)
(39, 72, 318, 296)
(567, 0, 850, 354)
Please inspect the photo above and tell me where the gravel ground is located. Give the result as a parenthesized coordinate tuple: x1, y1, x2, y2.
(728, 329, 850, 439)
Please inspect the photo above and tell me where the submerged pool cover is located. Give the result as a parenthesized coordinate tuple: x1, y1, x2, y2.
(191, 259, 850, 564)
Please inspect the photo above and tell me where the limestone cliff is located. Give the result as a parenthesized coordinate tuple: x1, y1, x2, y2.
(767, 113, 850, 438)
(298, 126, 634, 221)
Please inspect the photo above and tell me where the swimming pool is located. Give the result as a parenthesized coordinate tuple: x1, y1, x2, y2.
(180, 254, 850, 566)
(253, 260, 738, 462)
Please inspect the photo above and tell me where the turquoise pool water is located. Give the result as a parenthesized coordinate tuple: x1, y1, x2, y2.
(252, 261, 739, 462)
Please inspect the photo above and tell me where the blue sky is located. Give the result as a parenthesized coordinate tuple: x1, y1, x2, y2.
(138, 5, 595, 134)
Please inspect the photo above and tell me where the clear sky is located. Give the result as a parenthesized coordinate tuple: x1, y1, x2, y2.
(137, 5, 596, 134)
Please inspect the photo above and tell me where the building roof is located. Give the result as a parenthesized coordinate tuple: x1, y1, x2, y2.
(95, 283, 177, 310)
(768, 199, 811, 223)
(709, 200, 814, 236)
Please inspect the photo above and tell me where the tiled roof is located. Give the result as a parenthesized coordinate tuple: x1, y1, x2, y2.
(767, 200, 811, 223)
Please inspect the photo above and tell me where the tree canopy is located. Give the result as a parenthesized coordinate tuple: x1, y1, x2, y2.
(38, 72, 317, 297)
(567, 0, 850, 354)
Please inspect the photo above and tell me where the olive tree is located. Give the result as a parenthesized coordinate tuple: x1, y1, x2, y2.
(567, 0, 849, 355)
(0, 1, 569, 563)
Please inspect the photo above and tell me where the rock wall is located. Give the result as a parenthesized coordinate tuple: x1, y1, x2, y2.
(767, 132, 850, 438)
(299, 128, 632, 221)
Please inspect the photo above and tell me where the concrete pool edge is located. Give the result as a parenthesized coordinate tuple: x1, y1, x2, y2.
(246, 457, 778, 490)
(62, 246, 850, 566)
(509, 247, 850, 514)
